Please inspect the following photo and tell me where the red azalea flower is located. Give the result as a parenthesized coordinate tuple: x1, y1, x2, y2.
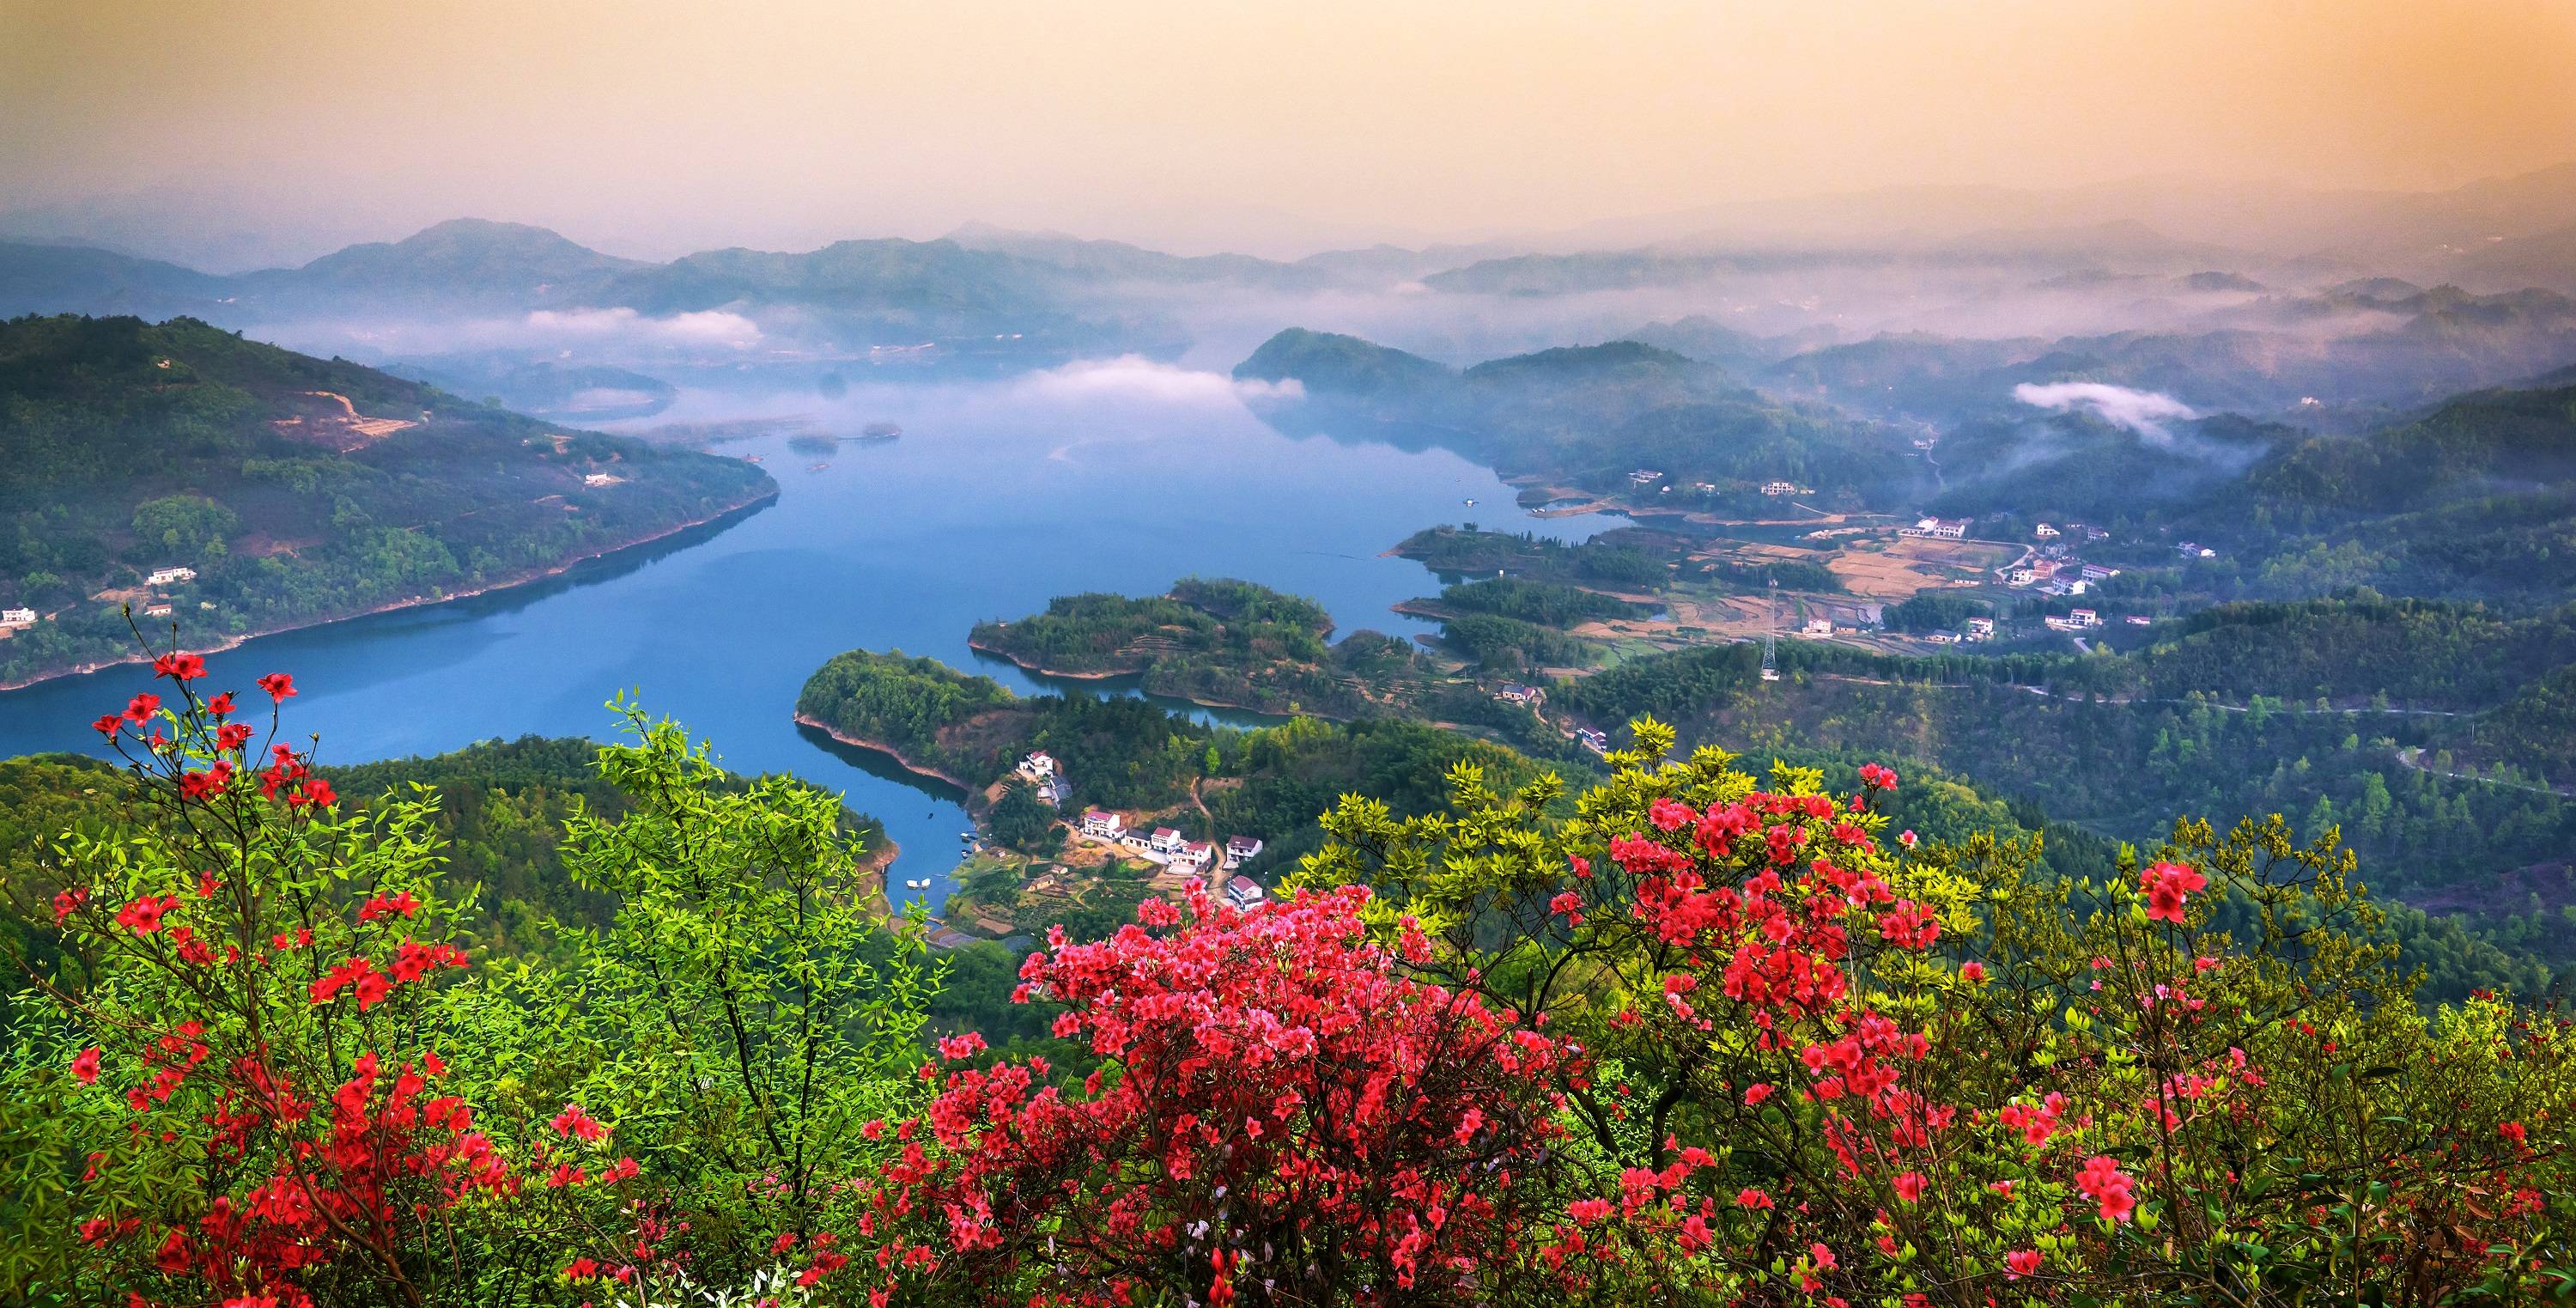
(256, 672, 296, 702)
(151, 652, 207, 681)
(550, 1103, 609, 1142)
(115, 895, 179, 935)
(93, 714, 123, 737)
(123, 693, 161, 723)
(70, 1047, 102, 1084)
(204, 691, 235, 716)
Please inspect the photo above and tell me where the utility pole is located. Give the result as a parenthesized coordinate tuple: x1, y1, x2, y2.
(1760, 577, 1780, 682)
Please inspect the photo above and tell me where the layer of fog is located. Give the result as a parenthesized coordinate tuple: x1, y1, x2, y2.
(2013, 382, 2198, 444)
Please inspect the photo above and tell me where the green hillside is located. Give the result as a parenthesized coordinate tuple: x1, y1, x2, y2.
(0, 314, 774, 685)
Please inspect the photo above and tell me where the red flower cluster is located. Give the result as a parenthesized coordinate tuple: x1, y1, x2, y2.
(2139, 860, 2208, 924)
(153, 652, 208, 681)
(2074, 1155, 2138, 1223)
(855, 882, 1578, 1305)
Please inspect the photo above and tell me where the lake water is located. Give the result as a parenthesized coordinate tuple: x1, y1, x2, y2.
(0, 358, 1623, 913)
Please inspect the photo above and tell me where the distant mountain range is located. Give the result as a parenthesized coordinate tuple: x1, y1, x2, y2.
(1532, 164, 2576, 282)
(9, 161, 2576, 375)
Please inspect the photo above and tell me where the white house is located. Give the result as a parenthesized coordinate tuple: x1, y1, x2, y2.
(1924, 630, 1962, 644)
(142, 602, 173, 617)
(2033, 522, 2060, 538)
(1016, 751, 1057, 782)
(1576, 727, 1609, 754)
(1801, 617, 1834, 636)
(1626, 469, 1665, 486)
(1223, 877, 1267, 911)
(1172, 841, 1216, 873)
(2124, 614, 2154, 627)
(2007, 566, 2038, 586)
(2081, 564, 2120, 582)
(1494, 682, 1546, 708)
(0, 606, 33, 629)
(1761, 480, 1807, 496)
(1079, 809, 1125, 839)
(146, 567, 197, 587)
(1965, 617, 1996, 640)
(1223, 836, 1264, 869)
(1147, 827, 1188, 857)
(2069, 608, 2100, 628)
(1900, 517, 1969, 540)
(581, 472, 623, 488)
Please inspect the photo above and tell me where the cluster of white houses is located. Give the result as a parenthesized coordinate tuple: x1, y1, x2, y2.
(1923, 615, 1998, 645)
(1012, 751, 1072, 806)
(1900, 516, 1971, 540)
(1086, 813, 1269, 911)
(2005, 557, 2120, 598)
(1074, 808, 1265, 875)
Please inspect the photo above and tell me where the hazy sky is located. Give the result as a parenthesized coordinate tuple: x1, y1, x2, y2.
(6, 0, 2574, 260)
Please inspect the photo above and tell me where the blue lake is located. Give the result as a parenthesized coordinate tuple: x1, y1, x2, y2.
(0, 359, 1622, 913)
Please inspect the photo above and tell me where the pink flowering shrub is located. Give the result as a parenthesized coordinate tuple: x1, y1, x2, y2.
(852, 882, 1587, 1306)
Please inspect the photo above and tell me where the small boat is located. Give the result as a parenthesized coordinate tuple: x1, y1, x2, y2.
(806, 462, 830, 472)
(860, 421, 903, 441)
(743, 455, 763, 464)
(1463, 497, 1478, 506)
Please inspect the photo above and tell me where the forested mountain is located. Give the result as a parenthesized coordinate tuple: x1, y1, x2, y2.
(1747, 285, 2576, 423)
(1234, 329, 1923, 507)
(0, 314, 772, 685)
(225, 218, 647, 315)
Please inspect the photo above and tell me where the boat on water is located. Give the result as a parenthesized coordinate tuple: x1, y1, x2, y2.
(860, 421, 902, 441)
(742, 454, 763, 464)
(1463, 497, 1478, 506)
(806, 462, 830, 471)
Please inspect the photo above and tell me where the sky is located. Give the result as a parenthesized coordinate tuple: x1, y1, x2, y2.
(5, 0, 2575, 262)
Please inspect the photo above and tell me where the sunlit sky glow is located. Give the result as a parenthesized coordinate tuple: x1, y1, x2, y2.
(6, 0, 2573, 259)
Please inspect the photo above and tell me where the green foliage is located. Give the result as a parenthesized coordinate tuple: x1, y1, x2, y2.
(970, 579, 1425, 721)
(1427, 575, 1649, 627)
(1440, 612, 1596, 673)
(796, 648, 1016, 770)
(128, 494, 237, 557)
(1882, 590, 1992, 632)
(986, 779, 1062, 853)
(443, 701, 936, 1279)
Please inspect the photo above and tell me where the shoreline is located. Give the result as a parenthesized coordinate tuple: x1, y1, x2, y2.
(0, 490, 779, 694)
(963, 635, 1141, 680)
(857, 836, 902, 917)
(792, 712, 985, 799)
